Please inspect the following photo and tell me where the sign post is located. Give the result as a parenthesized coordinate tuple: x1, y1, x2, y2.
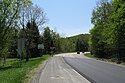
(16, 38, 25, 66)
(38, 44, 44, 56)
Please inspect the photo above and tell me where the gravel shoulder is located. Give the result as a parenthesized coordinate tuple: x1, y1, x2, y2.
(31, 54, 90, 83)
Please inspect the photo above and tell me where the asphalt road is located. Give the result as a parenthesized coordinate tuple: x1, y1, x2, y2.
(64, 53, 125, 83)
(37, 54, 90, 83)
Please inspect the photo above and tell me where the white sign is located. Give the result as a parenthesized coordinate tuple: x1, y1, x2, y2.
(17, 38, 25, 56)
(50, 47, 55, 50)
(38, 44, 44, 49)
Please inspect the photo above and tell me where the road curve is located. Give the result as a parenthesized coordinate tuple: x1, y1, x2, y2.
(37, 54, 90, 83)
(63, 53, 125, 83)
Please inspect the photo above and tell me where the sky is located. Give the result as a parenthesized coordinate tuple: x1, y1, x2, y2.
(32, 0, 98, 37)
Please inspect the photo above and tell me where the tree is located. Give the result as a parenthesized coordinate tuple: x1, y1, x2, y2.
(59, 34, 89, 53)
(76, 39, 81, 52)
(43, 27, 51, 54)
(0, 0, 31, 65)
(19, 4, 47, 30)
(110, 0, 125, 61)
(76, 37, 88, 53)
(90, 0, 112, 58)
(0, 0, 31, 43)
(19, 4, 47, 61)
(42, 27, 61, 54)
(90, 0, 125, 62)
(51, 30, 61, 53)
(27, 20, 40, 58)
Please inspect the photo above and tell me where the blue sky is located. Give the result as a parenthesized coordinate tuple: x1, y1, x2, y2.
(32, 0, 98, 37)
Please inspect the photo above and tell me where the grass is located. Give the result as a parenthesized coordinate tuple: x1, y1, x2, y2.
(84, 53, 95, 58)
(0, 55, 50, 83)
(84, 53, 125, 65)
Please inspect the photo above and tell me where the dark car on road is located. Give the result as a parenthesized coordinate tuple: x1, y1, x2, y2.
(77, 51, 80, 54)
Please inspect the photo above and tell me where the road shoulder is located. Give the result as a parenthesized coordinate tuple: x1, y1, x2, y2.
(38, 54, 91, 83)
(27, 58, 51, 83)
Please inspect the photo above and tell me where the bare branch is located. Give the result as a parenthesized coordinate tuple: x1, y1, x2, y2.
(20, 4, 47, 29)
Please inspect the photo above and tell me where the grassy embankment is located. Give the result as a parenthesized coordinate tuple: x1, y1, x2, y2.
(84, 53, 125, 65)
(0, 55, 50, 83)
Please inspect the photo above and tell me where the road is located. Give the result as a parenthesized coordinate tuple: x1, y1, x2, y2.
(64, 53, 125, 83)
(36, 54, 90, 83)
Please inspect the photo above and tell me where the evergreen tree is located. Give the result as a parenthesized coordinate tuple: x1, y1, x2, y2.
(43, 27, 51, 54)
(26, 20, 40, 58)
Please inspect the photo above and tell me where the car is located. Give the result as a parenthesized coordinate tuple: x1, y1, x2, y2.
(77, 51, 80, 54)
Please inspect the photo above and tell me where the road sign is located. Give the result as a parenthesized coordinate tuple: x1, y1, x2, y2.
(50, 47, 55, 50)
(38, 44, 44, 49)
(17, 38, 25, 56)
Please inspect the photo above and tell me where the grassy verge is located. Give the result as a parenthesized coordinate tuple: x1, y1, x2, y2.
(84, 53, 125, 65)
(0, 55, 50, 83)
(84, 53, 105, 60)
(84, 53, 95, 58)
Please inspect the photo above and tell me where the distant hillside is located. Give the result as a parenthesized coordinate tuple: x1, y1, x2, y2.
(67, 34, 90, 42)
(60, 34, 90, 53)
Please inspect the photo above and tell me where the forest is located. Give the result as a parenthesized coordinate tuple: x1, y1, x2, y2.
(89, 0, 125, 63)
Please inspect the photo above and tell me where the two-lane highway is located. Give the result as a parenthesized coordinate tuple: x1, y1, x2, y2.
(64, 53, 125, 83)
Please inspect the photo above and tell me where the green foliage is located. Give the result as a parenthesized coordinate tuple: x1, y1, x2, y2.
(0, 0, 31, 62)
(18, 4, 46, 59)
(43, 27, 52, 54)
(19, 20, 40, 58)
(51, 30, 61, 53)
(90, 0, 125, 61)
(42, 27, 61, 54)
(76, 35, 89, 52)
(110, 0, 125, 61)
(60, 34, 89, 53)
(60, 38, 75, 52)
(0, 55, 50, 83)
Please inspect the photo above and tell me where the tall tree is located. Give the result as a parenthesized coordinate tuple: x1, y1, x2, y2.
(19, 4, 47, 61)
(110, 0, 125, 61)
(90, 0, 125, 61)
(51, 30, 61, 53)
(43, 27, 51, 54)
(27, 20, 40, 58)
(0, 0, 31, 64)
(19, 4, 47, 30)
(90, 0, 112, 58)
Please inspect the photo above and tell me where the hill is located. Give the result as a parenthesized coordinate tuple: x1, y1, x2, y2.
(60, 34, 90, 53)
